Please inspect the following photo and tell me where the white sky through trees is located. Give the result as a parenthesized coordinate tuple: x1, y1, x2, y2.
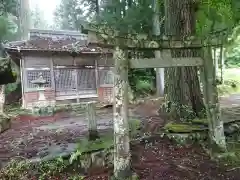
(30, 0, 60, 25)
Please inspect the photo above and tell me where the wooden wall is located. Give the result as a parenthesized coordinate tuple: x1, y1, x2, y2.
(21, 53, 114, 109)
(21, 55, 54, 108)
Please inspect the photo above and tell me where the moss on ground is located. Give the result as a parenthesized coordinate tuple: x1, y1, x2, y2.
(76, 119, 142, 153)
(191, 118, 208, 125)
(164, 122, 207, 133)
(4, 103, 31, 117)
(129, 119, 141, 138)
(77, 135, 113, 153)
(222, 142, 240, 167)
(207, 138, 240, 169)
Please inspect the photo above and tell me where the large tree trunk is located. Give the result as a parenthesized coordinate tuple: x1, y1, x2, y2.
(20, 0, 30, 40)
(163, 0, 205, 120)
(152, 0, 165, 97)
(113, 47, 131, 179)
(0, 44, 5, 114)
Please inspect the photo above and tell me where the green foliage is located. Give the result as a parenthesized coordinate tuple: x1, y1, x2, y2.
(226, 33, 240, 67)
(69, 150, 82, 164)
(129, 119, 141, 138)
(221, 141, 240, 167)
(0, 14, 18, 40)
(217, 80, 240, 96)
(81, 0, 239, 99)
(31, 6, 49, 29)
(98, 0, 154, 34)
(215, 150, 240, 167)
(191, 118, 208, 125)
(231, 0, 240, 25)
(54, 0, 86, 30)
(0, 0, 19, 17)
(56, 0, 240, 99)
(5, 82, 18, 95)
(128, 68, 156, 98)
(196, 0, 234, 36)
(0, 0, 19, 90)
(4, 103, 31, 117)
(217, 69, 240, 96)
(69, 175, 85, 180)
(37, 158, 68, 179)
(79, 0, 100, 21)
(0, 159, 31, 179)
(0, 16, 9, 36)
(161, 101, 197, 120)
(0, 158, 71, 180)
(0, 0, 18, 40)
(68, 119, 142, 165)
(136, 80, 153, 94)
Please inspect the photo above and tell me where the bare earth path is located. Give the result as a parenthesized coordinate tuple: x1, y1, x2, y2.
(0, 108, 117, 166)
(220, 94, 240, 107)
(85, 138, 240, 180)
(0, 94, 240, 179)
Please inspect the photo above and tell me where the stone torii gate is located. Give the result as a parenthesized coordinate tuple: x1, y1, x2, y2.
(82, 22, 228, 177)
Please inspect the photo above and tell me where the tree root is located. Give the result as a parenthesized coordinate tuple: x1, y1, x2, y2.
(226, 167, 240, 172)
(176, 165, 199, 174)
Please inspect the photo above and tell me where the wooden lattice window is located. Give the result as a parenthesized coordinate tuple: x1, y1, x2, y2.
(26, 70, 51, 90)
(54, 68, 76, 91)
(77, 68, 96, 90)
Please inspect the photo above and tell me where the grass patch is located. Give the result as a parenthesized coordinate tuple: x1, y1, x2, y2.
(217, 69, 240, 96)
(129, 119, 141, 138)
(4, 103, 31, 117)
(215, 141, 240, 168)
(218, 81, 240, 96)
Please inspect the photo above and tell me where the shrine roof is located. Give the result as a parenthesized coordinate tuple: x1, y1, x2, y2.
(4, 29, 112, 54)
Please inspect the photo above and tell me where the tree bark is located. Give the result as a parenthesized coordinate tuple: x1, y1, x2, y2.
(0, 44, 5, 114)
(201, 47, 226, 151)
(19, 0, 30, 40)
(152, 0, 165, 97)
(127, 0, 132, 8)
(0, 85, 5, 113)
(95, 0, 100, 15)
(163, 0, 205, 120)
(220, 47, 225, 83)
(212, 48, 218, 77)
(113, 47, 131, 179)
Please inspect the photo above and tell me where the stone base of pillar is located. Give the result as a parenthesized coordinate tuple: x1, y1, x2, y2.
(32, 101, 55, 116)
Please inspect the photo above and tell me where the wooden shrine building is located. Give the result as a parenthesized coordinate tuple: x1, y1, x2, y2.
(4, 29, 114, 109)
